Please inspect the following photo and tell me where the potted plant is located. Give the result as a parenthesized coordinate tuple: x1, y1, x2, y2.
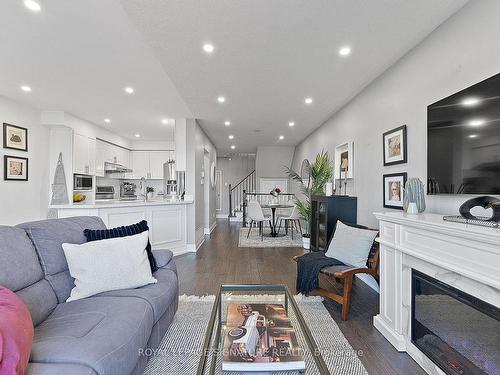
(286, 150, 333, 250)
(146, 186, 154, 200)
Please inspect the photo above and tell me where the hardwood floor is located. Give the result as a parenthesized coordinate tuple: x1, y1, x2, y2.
(175, 220, 426, 375)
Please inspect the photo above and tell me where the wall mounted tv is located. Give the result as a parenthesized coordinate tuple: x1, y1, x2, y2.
(428, 73, 500, 195)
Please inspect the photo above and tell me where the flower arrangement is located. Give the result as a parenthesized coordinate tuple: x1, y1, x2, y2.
(270, 187, 281, 197)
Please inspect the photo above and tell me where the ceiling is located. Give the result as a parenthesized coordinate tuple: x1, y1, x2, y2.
(1, 1, 468, 150)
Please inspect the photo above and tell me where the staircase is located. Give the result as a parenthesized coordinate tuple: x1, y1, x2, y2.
(228, 170, 256, 219)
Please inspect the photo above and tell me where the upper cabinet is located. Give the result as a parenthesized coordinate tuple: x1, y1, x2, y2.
(73, 133, 96, 175)
(130, 151, 170, 179)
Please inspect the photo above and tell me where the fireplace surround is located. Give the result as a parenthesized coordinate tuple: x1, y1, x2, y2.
(374, 212, 500, 375)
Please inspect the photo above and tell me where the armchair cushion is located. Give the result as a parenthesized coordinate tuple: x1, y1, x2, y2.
(325, 221, 378, 268)
(152, 249, 174, 269)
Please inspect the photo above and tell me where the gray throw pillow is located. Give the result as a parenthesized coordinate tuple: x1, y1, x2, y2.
(325, 221, 378, 268)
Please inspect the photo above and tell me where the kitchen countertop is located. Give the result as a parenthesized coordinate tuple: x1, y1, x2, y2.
(50, 199, 193, 209)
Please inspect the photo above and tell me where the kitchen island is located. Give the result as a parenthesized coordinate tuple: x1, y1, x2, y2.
(50, 199, 194, 255)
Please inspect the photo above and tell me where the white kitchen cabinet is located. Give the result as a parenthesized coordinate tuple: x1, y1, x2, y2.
(73, 133, 96, 175)
(130, 151, 169, 179)
(95, 140, 106, 177)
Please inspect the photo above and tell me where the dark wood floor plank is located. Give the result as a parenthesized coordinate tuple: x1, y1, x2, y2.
(175, 220, 425, 375)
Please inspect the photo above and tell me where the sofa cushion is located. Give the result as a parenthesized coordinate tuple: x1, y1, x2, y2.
(17, 216, 106, 303)
(0, 226, 57, 326)
(27, 363, 97, 375)
(97, 265, 178, 323)
(31, 296, 153, 375)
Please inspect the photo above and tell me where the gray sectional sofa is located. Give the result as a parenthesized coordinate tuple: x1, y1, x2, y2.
(0, 216, 179, 375)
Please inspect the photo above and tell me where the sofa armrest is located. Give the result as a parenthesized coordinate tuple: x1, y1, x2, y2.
(152, 249, 174, 269)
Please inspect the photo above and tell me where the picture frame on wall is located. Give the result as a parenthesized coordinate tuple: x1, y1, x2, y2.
(383, 125, 407, 166)
(3, 123, 28, 152)
(383, 172, 407, 210)
(4, 155, 29, 181)
(334, 142, 354, 179)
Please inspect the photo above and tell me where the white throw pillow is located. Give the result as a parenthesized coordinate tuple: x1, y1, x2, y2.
(325, 221, 378, 268)
(62, 231, 157, 302)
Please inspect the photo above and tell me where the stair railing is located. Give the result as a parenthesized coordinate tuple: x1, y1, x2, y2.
(228, 170, 256, 218)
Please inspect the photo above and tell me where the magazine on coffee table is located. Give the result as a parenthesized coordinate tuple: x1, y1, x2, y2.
(222, 303, 305, 372)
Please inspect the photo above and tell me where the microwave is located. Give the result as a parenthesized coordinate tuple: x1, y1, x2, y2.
(74, 174, 93, 191)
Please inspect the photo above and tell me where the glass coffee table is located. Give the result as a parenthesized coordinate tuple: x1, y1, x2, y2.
(197, 284, 331, 375)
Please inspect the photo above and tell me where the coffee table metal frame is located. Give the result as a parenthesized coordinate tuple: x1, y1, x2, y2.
(196, 284, 330, 375)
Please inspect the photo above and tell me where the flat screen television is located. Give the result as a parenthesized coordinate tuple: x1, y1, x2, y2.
(427, 73, 500, 195)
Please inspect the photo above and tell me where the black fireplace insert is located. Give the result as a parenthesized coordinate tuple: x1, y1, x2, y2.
(411, 269, 500, 375)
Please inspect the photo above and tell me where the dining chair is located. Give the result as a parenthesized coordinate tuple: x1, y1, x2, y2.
(277, 205, 302, 239)
(247, 200, 272, 241)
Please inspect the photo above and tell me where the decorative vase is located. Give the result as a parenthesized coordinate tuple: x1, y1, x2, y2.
(403, 178, 426, 213)
(302, 235, 310, 250)
(325, 182, 333, 196)
(407, 202, 419, 215)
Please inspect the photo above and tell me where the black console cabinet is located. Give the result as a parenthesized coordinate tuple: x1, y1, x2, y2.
(310, 195, 357, 252)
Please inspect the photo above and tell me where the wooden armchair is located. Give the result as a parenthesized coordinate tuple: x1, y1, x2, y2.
(293, 241, 380, 321)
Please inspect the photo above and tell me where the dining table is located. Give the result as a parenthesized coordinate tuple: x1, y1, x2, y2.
(260, 203, 294, 237)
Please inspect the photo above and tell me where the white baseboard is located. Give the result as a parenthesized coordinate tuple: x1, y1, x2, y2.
(216, 213, 228, 219)
(185, 244, 197, 252)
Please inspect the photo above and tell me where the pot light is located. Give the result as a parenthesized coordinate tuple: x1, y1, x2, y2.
(339, 46, 351, 56)
(230, 145, 235, 149)
(224, 121, 231, 126)
(468, 119, 485, 127)
(20, 85, 32, 92)
(217, 96, 226, 103)
(288, 121, 295, 127)
(125, 87, 134, 94)
(202, 43, 214, 53)
(134, 133, 141, 138)
(304, 97, 313, 105)
(162, 119, 169, 124)
(104, 118, 111, 123)
(461, 97, 480, 107)
(228, 135, 234, 140)
(24, 0, 41, 12)
(279, 135, 285, 140)
(468, 134, 478, 138)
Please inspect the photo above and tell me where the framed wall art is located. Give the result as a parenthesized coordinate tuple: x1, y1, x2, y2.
(4, 155, 29, 181)
(383, 172, 407, 209)
(383, 125, 407, 166)
(3, 123, 28, 152)
(334, 142, 354, 179)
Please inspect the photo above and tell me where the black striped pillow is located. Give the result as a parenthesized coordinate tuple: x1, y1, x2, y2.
(83, 220, 158, 273)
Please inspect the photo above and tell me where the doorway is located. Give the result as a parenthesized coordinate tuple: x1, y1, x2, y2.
(204, 152, 210, 234)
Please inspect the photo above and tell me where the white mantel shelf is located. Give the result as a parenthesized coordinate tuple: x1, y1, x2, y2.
(49, 199, 193, 209)
(373, 211, 500, 375)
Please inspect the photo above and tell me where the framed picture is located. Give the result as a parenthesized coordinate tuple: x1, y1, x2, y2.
(3, 123, 28, 151)
(383, 125, 407, 166)
(334, 142, 354, 179)
(383, 172, 407, 210)
(4, 155, 28, 181)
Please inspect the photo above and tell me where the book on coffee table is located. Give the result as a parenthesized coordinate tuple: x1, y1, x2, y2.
(222, 303, 305, 372)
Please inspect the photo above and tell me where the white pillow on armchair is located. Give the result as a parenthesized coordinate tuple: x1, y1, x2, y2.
(325, 221, 378, 268)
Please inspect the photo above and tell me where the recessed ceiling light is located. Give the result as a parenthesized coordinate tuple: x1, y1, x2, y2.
(217, 96, 226, 103)
(224, 121, 231, 126)
(202, 43, 214, 53)
(468, 119, 486, 127)
(304, 97, 313, 105)
(134, 133, 141, 138)
(288, 121, 295, 127)
(230, 145, 236, 149)
(461, 97, 480, 107)
(279, 135, 284, 140)
(20, 85, 31, 92)
(162, 119, 169, 124)
(468, 134, 478, 138)
(228, 158, 232, 161)
(24, 0, 41, 12)
(104, 118, 111, 123)
(125, 87, 134, 94)
(228, 135, 234, 140)
(339, 46, 351, 56)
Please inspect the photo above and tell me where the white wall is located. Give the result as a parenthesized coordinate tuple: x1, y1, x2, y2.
(256, 146, 294, 191)
(292, 0, 500, 228)
(0, 96, 50, 225)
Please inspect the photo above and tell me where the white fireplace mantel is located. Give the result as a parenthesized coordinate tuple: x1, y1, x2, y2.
(373, 212, 500, 375)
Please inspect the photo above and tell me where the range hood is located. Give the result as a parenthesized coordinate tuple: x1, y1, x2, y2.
(104, 162, 132, 174)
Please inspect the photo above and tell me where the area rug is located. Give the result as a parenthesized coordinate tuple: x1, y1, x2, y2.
(238, 228, 303, 248)
(144, 295, 367, 375)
